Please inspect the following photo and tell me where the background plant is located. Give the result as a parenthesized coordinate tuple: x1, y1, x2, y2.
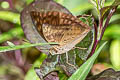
(0, 0, 120, 80)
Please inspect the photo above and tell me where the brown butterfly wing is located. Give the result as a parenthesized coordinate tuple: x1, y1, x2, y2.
(60, 25, 88, 45)
(30, 11, 44, 38)
(30, 11, 91, 54)
(42, 24, 64, 43)
(30, 11, 62, 41)
(42, 24, 88, 46)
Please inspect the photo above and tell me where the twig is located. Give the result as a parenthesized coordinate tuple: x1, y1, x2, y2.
(88, 21, 98, 58)
(6, 0, 13, 8)
(89, 6, 117, 58)
(100, 6, 117, 40)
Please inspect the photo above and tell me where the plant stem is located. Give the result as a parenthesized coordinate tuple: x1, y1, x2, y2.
(100, 6, 117, 40)
(89, 6, 117, 58)
(6, 0, 13, 8)
(89, 22, 98, 57)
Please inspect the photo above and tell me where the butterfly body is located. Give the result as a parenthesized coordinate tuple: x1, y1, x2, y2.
(30, 11, 91, 55)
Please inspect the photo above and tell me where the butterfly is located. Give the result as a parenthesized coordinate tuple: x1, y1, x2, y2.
(30, 11, 91, 55)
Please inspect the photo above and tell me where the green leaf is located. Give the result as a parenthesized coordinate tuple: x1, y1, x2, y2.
(25, 53, 47, 80)
(26, 0, 34, 4)
(0, 11, 20, 24)
(110, 40, 120, 70)
(113, 0, 120, 6)
(0, 27, 24, 43)
(100, 0, 120, 18)
(56, 0, 93, 15)
(1, 1, 9, 9)
(0, 42, 57, 53)
(103, 24, 120, 39)
(68, 42, 107, 80)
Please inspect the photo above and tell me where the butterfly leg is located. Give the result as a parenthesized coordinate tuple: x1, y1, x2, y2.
(49, 48, 58, 55)
(49, 51, 55, 55)
(65, 52, 77, 70)
(73, 47, 87, 50)
(72, 47, 87, 50)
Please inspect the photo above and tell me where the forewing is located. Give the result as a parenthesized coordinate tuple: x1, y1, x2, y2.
(42, 24, 65, 44)
(30, 11, 43, 37)
(30, 11, 91, 47)
(42, 24, 89, 46)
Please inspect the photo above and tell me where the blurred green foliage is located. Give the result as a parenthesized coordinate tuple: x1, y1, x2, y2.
(110, 40, 120, 70)
(0, 11, 20, 24)
(1, 1, 9, 9)
(0, 0, 120, 80)
(25, 53, 46, 80)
